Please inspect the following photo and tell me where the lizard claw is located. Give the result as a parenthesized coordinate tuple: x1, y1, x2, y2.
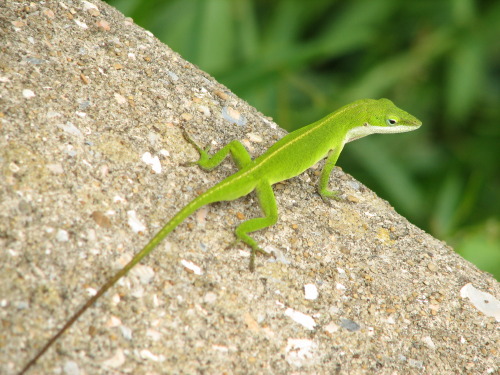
(225, 239, 270, 272)
(319, 190, 341, 203)
(182, 130, 212, 166)
(180, 161, 197, 167)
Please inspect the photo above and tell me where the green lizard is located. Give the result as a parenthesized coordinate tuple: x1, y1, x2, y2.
(19, 98, 421, 374)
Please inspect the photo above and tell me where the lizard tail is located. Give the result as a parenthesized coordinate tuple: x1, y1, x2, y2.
(18, 190, 216, 375)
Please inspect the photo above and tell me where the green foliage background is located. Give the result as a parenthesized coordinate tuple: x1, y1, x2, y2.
(105, 0, 499, 279)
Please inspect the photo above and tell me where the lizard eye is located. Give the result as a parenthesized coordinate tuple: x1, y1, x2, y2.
(386, 118, 397, 126)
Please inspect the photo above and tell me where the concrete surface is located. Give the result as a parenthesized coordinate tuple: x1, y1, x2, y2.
(1, 1, 498, 374)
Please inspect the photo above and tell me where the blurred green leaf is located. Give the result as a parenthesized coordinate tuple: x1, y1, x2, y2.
(456, 219, 500, 280)
(446, 34, 485, 123)
(348, 137, 425, 218)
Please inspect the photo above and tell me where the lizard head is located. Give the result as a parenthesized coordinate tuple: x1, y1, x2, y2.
(345, 98, 422, 143)
(374, 98, 422, 131)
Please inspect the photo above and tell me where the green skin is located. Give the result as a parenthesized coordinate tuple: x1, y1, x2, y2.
(19, 98, 421, 374)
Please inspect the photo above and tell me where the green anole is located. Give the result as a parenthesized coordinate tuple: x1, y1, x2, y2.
(19, 98, 421, 374)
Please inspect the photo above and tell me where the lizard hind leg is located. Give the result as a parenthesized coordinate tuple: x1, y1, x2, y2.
(235, 182, 278, 271)
(182, 130, 252, 170)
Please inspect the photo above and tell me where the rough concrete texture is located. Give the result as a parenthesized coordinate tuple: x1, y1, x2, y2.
(1, 1, 499, 374)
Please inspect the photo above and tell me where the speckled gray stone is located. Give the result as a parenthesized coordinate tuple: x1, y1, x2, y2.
(1, 1, 499, 375)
